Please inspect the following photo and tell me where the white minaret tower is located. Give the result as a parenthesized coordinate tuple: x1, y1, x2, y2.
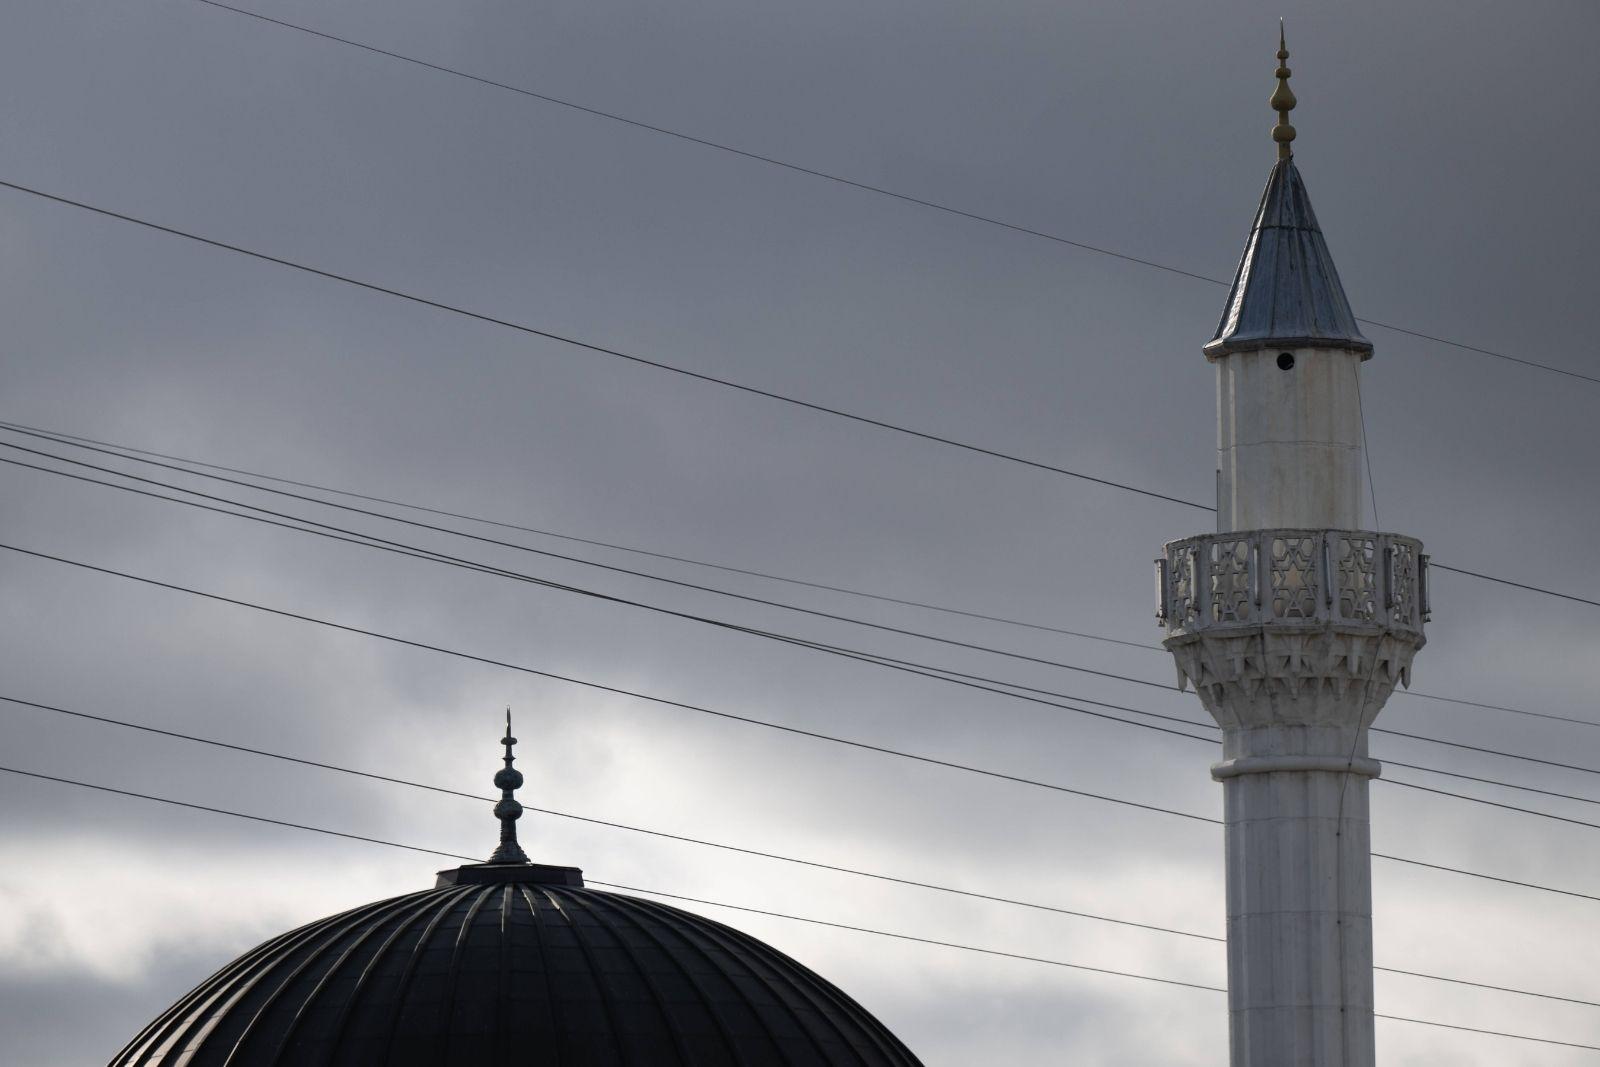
(1156, 28, 1429, 1067)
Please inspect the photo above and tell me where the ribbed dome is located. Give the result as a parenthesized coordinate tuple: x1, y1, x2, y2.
(113, 715, 920, 1066)
(109, 870, 922, 1067)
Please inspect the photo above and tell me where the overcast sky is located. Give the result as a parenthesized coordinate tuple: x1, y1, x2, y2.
(1, 0, 1597, 1063)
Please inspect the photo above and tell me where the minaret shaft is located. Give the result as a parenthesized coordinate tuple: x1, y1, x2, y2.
(1222, 766, 1376, 1065)
(1201, 634, 1391, 1067)
(1216, 347, 1366, 532)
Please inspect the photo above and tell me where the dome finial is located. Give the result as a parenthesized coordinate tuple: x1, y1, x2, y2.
(1270, 20, 1297, 160)
(487, 707, 530, 864)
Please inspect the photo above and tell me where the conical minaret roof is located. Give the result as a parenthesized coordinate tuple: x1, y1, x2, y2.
(1204, 27, 1372, 360)
(1203, 160, 1372, 359)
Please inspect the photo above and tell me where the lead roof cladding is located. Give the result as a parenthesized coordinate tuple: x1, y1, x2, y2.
(109, 711, 920, 1067)
(1204, 158, 1373, 360)
(108, 874, 924, 1067)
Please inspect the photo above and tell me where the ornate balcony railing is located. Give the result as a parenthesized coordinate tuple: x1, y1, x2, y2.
(1157, 529, 1428, 637)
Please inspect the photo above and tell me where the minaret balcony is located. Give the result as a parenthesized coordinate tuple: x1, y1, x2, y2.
(1158, 529, 1427, 637)
(1155, 529, 1428, 739)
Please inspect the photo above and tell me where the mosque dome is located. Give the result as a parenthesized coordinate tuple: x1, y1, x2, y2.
(109, 715, 921, 1067)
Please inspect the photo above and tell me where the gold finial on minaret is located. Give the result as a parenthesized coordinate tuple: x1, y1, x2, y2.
(1270, 20, 1297, 159)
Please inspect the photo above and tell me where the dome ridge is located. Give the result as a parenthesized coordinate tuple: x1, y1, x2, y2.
(110, 882, 922, 1066)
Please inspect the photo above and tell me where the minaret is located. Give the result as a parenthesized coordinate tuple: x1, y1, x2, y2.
(1156, 28, 1429, 1067)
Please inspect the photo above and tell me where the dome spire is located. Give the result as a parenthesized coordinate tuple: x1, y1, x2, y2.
(487, 708, 530, 864)
(1271, 20, 1297, 159)
(436, 708, 583, 886)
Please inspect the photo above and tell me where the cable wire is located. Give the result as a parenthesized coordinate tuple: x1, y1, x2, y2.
(0, 434, 1182, 693)
(0, 763, 472, 861)
(1382, 759, 1600, 810)
(2, 539, 1593, 902)
(4, 761, 1598, 1050)
(0, 178, 1207, 511)
(1383, 779, 1600, 833)
(0, 763, 1224, 999)
(1430, 562, 1600, 610)
(0, 421, 1152, 651)
(0, 538, 1222, 826)
(0, 692, 1216, 942)
(0, 182, 1592, 609)
(186, 0, 1600, 389)
(1356, 375, 1381, 528)
(3, 416, 1592, 731)
(0, 450, 1223, 751)
(1401, 689, 1600, 731)
(1375, 724, 1600, 780)
(1372, 852, 1600, 904)
(7, 438, 1595, 792)
(10, 690, 1600, 1011)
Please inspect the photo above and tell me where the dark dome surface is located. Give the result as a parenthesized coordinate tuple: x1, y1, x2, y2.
(110, 870, 922, 1067)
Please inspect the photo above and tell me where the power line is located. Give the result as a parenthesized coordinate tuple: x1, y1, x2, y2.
(1431, 561, 1600, 610)
(1364, 1015, 1600, 1055)
(65, 435, 1548, 783)
(604, 595, 1600, 819)
(685, 625, 1600, 822)
(1375, 725, 1600, 781)
(3, 180, 1587, 617)
(0, 177, 1590, 613)
(4, 417, 1593, 733)
(0, 693, 1218, 942)
(627, 878, 1600, 1047)
(1402, 689, 1600, 731)
(0, 762, 471, 862)
(3, 538, 1593, 903)
(0, 450, 1223, 754)
(0, 513, 1583, 891)
(1383, 779, 1600, 834)
(0, 434, 1183, 695)
(0, 538, 1223, 827)
(0, 178, 1207, 512)
(10, 690, 1599, 1012)
(4, 454, 1589, 829)
(9, 435, 1598, 790)
(186, 0, 1229, 292)
(6, 7, 1593, 1043)
(185, 0, 1600, 390)
(589, 882, 1225, 994)
(0, 421, 1152, 652)
(627, 877, 1600, 1050)
(1383, 759, 1600, 810)
(90, 436, 1600, 825)
(1373, 852, 1600, 905)
(4, 761, 1597, 1051)
(1374, 965, 1600, 1012)
(8, 443, 1595, 794)
(0, 763, 1223, 1002)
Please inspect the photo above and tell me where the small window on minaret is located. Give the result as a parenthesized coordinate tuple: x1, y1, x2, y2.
(1276, 352, 1295, 370)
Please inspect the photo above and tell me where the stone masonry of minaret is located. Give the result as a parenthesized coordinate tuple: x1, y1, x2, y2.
(1155, 31, 1430, 1067)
